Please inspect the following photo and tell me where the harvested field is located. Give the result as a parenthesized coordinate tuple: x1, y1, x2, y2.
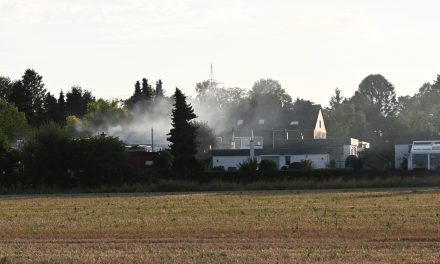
(0, 188, 440, 263)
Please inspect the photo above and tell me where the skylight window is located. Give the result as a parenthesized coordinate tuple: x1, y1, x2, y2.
(258, 119, 265, 125)
(237, 120, 244, 125)
(290, 121, 299, 126)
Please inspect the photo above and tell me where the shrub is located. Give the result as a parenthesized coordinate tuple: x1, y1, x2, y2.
(21, 123, 71, 187)
(259, 159, 278, 172)
(153, 149, 174, 175)
(345, 155, 363, 171)
(238, 157, 258, 172)
(300, 159, 313, 170)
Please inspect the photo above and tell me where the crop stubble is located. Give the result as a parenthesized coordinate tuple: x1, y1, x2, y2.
(0, 189, 439, 263)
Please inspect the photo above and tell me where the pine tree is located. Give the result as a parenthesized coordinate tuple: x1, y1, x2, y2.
(142, 78, 153, 101)
(57, 90, 67, 124)
(43, 93, 59, 123)
(155, 79, 164, 98)
(167, 88, 198, 176)
(126, 81, 142, 109)
(329, 88, 344, 110)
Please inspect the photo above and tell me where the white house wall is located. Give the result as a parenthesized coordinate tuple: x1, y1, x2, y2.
(290, 154, 329, 169)
(212, 156, 249, 170)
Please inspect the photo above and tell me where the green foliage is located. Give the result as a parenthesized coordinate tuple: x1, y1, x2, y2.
(238, 157, 258, 172)
(21, 123, 71, 186)
(250, 78, 292, 108)
(82, 99, 128, 129)
(8, 69, 46, 126)
(356, 74, 398, 117)
(259, 159, 278, 172)
(345, 155, 363, 171)
(167, 88, 198, 176)
(66, 86, 95, 117)
(0, 100, 27, 141)
(153, 149, 174, 175)
(325, 102, 366, 138)
(68, 135, 128, 187)
(194, 121, 217, 156)
(0, 76, 12, 101)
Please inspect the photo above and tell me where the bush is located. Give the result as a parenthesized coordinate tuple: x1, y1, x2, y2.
(68, 135, 128, 187)
(345, 155, 363, 171)
(153, 149, 174, 175)
(259, 159, 278, 172)
(288, 160, 313, 170)
(238, 157, 258, 172)
(21, 123, 71, 187)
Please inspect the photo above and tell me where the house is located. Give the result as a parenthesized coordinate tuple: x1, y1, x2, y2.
(216, 104, 327, 150)
(211, 138, 369, 171)
(211, 149, 330, 171)
(406, 140, 440, 170)
(394, 136, 440, 169)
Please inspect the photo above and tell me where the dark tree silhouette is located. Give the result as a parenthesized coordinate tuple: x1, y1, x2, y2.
(155, 79, 164, 98)
(43, 93, 59, 123)
(9, 69, 46, 125)
(126, 81, 142, 109)
(57, 90, 67, 124)
(66, 86, 95, 117)
(142, 78, 153, 101)
(167, 88, 198, 176)
(355, 74, 398, 117)
(0, 77, 12, 101)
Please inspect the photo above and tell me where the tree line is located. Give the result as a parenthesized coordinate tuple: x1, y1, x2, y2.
(1, 68, 440, 189)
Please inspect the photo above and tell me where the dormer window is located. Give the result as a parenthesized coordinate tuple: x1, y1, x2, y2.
(290, 121, 299, 126)
(237, 120, 244, 125)
(258, 119, 265, 125)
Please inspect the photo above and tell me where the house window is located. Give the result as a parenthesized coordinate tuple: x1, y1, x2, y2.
(319, 120, 322, 128)
(285, 156, 291, 166)
(237, 120, 244, 125)
(258, 119, 265, 125)
(290, 121, 299, 126)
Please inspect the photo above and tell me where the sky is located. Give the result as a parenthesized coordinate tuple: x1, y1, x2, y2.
(1, 0, 440, 106)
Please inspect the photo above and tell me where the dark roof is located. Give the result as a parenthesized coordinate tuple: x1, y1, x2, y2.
(393, 135, 440, 144)
(274, 138, 352, 149)
(232, 104, 322, 131)
(274, 105, 321, 130)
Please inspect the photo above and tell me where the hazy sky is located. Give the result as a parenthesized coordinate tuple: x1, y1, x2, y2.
(1, 0, 440, 106)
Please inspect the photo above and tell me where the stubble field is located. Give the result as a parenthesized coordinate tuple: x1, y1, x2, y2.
(0, 188, 440, 263)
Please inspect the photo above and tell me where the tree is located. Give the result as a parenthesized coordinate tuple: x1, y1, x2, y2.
(82, 99, 128, 130)
(21, 123, 71, 187)
(0, 77, 12, 101)
(0, 100, 27, 141)
(126, 81, 143, 109)
(66, 86, 95, 117)
(57, 91, 67, 125)
(141, 78, 153, 101)
(155, 79, 164, 98)
(43, 93, 59, 123)
(250, 78, 292, 108)
(195, 80, 211, 100)
(325, 102, 367, 138)
(8, 69, 47, 125)
(167, 88, 198, 176)
(329, 88, 344, 110)
(194, 121, 217, 157)
(355, 74, 398, 117)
